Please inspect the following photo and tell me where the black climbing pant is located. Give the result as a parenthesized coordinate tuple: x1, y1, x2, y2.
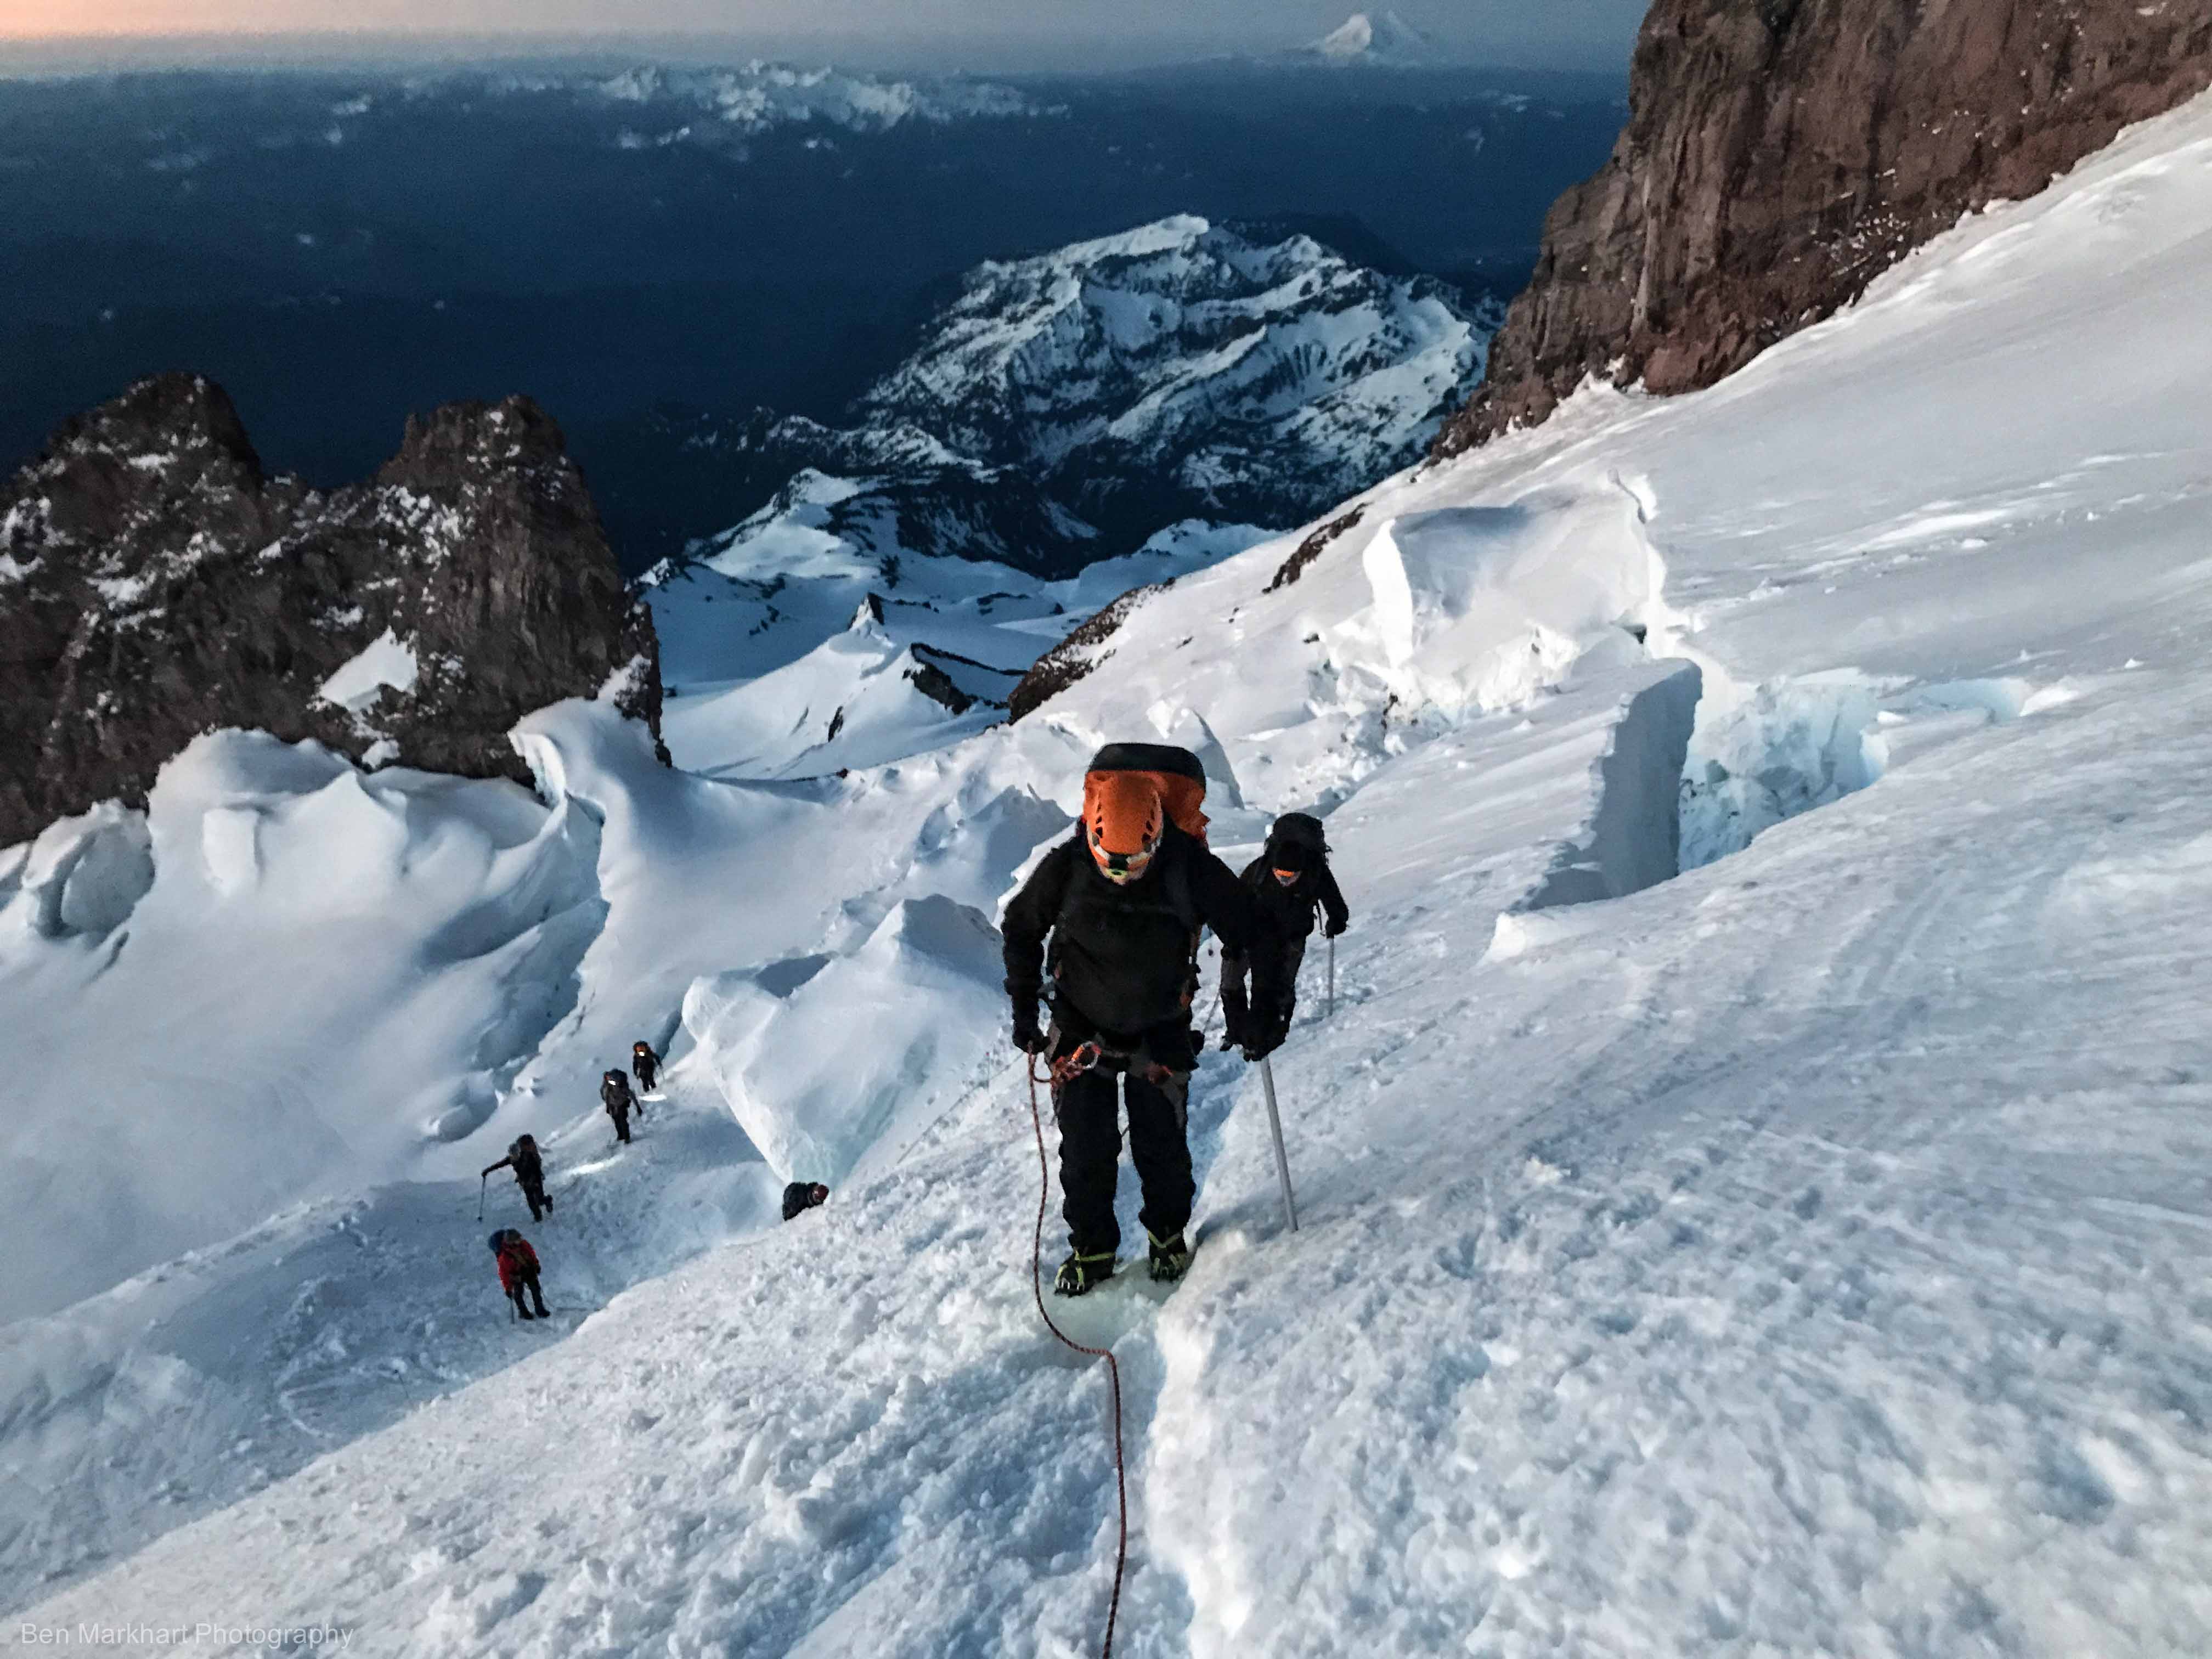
(1053, 1055, 1194, 1261)
(521, 1179, 550, 1222)
(610, 1111, 631, 1145)
(1223, 936, 1305, 1043)
(510, 1271, 549, 1319)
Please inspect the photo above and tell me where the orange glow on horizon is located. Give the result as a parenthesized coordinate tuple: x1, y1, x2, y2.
(0, 0, 606, 39)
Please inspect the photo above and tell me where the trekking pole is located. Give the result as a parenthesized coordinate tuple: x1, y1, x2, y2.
(476, 1175, 487, 1222)
(1327, 935, 1336, 1020)
(1257, 1058, 1299, 1233)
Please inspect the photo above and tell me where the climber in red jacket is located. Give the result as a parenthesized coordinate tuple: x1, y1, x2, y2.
(489, 1228, 549, 1321)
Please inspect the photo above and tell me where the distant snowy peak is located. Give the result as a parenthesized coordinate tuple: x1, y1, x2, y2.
(858, 214, 1497, 521)
(657, 214, 1496, 595)
(1306, 10, 1441, 67)
(575, 61, 1043, 136)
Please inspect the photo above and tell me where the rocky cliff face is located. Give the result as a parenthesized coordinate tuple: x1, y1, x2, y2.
(0, 375, 662, 848)
(1437, 0, 2212, 452)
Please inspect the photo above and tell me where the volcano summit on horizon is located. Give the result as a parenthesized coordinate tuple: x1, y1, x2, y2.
(1305, 10, 1443, 67)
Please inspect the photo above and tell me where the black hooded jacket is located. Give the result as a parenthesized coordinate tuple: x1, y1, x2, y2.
(1234, 855, 1348, 946)
(1003, 823, 1279, 1041)
(481, 1138, 543, 1187)
(601, 1075, 634, 1116)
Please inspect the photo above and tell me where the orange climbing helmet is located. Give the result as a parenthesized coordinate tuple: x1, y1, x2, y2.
(1085, 770, 1165, 884)
(1079, 742, 1208, 890)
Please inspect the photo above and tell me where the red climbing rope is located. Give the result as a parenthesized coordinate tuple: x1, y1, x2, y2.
(1026, 1054, 1130, 1659)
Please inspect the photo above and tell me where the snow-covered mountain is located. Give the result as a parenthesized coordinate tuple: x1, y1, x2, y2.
(685, 215, 1494, 568)
(856, 215, 1489, 539)
(1304, 10, 1443, 68)
(580, 61, 1039, 133)
(10, 83, 2212, 1649)
(641, 215, 1496, 779)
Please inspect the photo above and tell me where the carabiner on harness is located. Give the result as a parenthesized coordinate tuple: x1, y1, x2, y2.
(1050, 1041, 1109, 1086)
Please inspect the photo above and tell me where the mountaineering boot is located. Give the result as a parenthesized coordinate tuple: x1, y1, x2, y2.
(1147, 1230, 1192, 1284)
(1054, 1252, 1116, 1296)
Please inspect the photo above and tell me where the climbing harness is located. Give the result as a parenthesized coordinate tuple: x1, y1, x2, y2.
(1025, 1054, 1131, 1658)
(1051, 1040, 1175, 1090)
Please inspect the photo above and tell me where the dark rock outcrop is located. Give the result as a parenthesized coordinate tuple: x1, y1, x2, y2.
(1006, 580, 1173, 723)
(1, 374, 662, 847)
(1436, 0, 2212, 453)
(1267, 506, 1367, 593)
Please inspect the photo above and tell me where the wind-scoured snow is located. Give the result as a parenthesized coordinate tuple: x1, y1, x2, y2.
(680, 894, 1006, 1188)
(653, 523, 1262, 780)
(12, 85, 2212, 1659)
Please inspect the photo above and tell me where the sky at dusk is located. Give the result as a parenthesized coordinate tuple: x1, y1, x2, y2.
(0, 0, 1649, 73)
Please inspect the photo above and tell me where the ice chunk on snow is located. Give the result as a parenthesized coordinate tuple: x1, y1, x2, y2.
(316, 628, 418, 713)
(1347, 488, 1672, 718)
(682, 896, 1003, 1184)
(1678, 675, 1886, 870)
(10, 802, 154, 940)
(199, 806, 262, 896)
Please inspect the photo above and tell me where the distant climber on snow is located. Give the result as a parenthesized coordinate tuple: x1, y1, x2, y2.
(1221, 811, 1349, 1051)
(1003, 743, 1285, 1296)
(631, 1040, 659, 1094)
(782, 1181, 830, 1222)
(489, 1228, 549, 1320)
(602, 1069, 640, 1144)
(481, 1133, 552, 1222)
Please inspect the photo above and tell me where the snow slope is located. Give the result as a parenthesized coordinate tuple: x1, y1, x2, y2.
(652, 521, 1261, 779)
(15, 86, 2212, 1657)
(0, 736, 607, 1325)
(0, 1079, 779, 1613)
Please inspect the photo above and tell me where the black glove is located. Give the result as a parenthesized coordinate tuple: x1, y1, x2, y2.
(1242, 1011, 1288, 1061)
(1012, 1009, 1047, 1055)
(1324, 916, 1347, 939)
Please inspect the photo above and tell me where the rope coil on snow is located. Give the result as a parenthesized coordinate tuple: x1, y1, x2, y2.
(1026, 1056, 1130, 1658)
